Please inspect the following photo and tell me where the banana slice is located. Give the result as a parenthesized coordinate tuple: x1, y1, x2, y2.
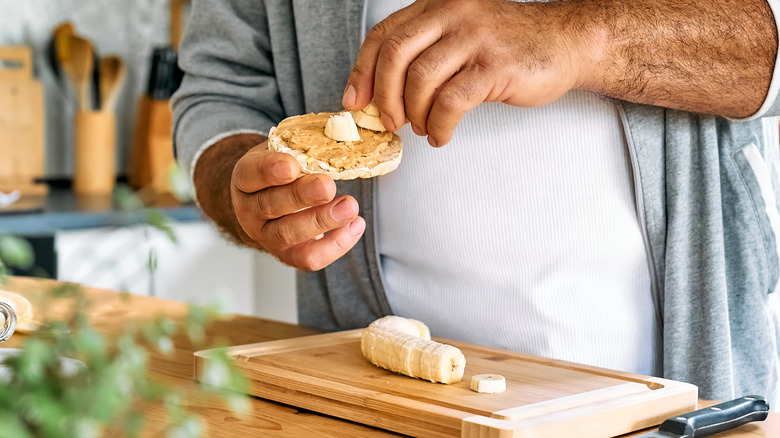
(362, 102, 380, 117)
(470, 374, 506, 393)
(361, 315, 465, 384)
(324, 111, 361, 142)
(0, 290, 40, 334)
(351, 103, 387, 132)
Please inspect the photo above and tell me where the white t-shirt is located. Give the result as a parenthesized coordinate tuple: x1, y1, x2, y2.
(369, 1, 658, 375)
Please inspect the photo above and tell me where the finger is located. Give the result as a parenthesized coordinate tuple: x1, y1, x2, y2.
(343, 2, 423, 112)
(280, 217, 366, 271)
(237, 174, 336, 224)
(232, 147, 301, 194)
(259, 195, 359, 251)
(426, 67, 492, 147)
(404, 36, 471, 136)
(373, 11, 446, 131)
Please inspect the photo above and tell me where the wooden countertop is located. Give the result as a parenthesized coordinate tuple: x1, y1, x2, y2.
(2, 277, 778, 437)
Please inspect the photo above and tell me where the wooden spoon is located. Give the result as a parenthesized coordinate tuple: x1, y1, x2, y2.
(48, 22, 75, 100)
(68, 34, 94, 111)
(99, 55, 125, 111)
(51, 22, 74, 75)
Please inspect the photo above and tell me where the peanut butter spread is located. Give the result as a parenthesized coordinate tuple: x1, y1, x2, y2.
(275, 113, 397, 171)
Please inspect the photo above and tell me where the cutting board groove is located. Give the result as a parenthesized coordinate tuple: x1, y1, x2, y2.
(194, 329, 697, 437)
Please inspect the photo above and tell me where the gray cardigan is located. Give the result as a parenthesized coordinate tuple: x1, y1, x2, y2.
(173, 0, 780, 403)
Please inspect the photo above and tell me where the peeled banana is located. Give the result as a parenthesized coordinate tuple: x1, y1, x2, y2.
(324, 111, 361, 142)
(360, 315, 466, 384)
(351, 103, 387, 132)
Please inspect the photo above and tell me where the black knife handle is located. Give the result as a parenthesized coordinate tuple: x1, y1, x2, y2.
(658, 395, 769, 437)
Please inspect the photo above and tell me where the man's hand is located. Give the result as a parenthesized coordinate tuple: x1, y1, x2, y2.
(231, 143, 365, 270)
(343, 0, 777, 147)
(193, 134, 365, 271)
(343, 0, 583, 147)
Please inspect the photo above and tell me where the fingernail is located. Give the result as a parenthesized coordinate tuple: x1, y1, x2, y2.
(381, 114, 395, 131)
(305, 179, 328, 202)
(428, 137, 439, 147)
(272, 161, 291, 179)
(349, 217, 366, 236)
(342, 84, 356, 108)
(411, 124, 423, 136)
(332, 198, 355, 221)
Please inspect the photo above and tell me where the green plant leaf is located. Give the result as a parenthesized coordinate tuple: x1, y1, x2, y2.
(0, 234, 34, 269)
(0, 258, 7, 284)
(113, 184, 144, 212)
(167, 163, 194, 203)
(226, 393, 250, 415)
(167, 417, 203, 438)
(0, 238, 248, 438)
(0, 411, 34, 438)
(50, 282, 80, 299)
(147, 248, 158, 273)
(146, 210, 178, 244)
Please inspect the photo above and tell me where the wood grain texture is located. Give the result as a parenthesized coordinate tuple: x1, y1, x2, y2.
(2, 277, 777, 437)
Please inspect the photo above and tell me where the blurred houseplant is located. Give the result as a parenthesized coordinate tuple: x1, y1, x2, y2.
(0, 186, 248, 438)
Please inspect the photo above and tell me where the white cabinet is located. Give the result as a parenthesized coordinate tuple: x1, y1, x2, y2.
(55, 221, 297, 323)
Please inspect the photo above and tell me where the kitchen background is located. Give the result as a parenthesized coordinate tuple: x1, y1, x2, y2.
(0, 0, 298, 323)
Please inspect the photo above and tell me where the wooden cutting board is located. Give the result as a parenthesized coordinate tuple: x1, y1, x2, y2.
(194, 330, 698, 437)
(0, 46, 46, 195)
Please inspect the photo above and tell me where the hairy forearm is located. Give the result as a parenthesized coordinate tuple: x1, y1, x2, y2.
(578, 0, 778, 118)
(192, 133, 266, 249)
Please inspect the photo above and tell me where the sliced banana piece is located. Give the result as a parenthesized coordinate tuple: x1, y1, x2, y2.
(470, 374, 506, 393)
(362, 102, 380, 117)
(351, 102, 387, 132)
(324, 111, 361, 142)
(361, 315, 465, 384)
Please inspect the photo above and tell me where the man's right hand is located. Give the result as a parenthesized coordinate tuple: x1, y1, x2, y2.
(230, 141, 366, 271)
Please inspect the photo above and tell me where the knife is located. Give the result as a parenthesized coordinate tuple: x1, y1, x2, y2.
(636, 395, 769, 437)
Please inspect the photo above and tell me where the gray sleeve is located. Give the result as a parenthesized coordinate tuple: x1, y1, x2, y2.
(171, 0, 285, 178)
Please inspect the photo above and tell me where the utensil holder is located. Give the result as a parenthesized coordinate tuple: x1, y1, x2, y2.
(73, 110, 116, 195)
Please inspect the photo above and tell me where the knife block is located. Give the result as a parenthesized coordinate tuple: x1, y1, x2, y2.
(0, 46, 47, 195)
(73, 110, 116, 195)
(128, 95, 175, 195)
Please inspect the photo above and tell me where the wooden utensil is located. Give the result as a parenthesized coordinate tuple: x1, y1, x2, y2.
(194, 330, 699, 438)
(68, 34, 94, 111)
(48, 22, 75, 98)
(99, 55, 125, 111)
(170, 0, 192, 48)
